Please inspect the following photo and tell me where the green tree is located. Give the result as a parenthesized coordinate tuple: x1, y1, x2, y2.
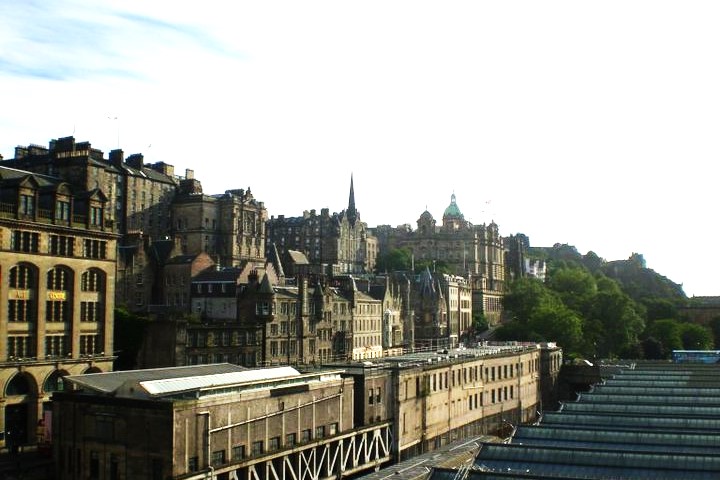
(679, 323, 714, 350)
(375, 247, 412, 272)
(546, 266, 597, 315)
(589, 276, 645, 358)
(503, 278, 553, 323)
(646, 319, 683, 357)
(113, 307, 149, 371)
(527, 300, 583, 352)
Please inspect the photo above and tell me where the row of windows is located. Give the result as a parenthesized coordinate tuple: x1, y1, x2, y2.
(407, 358, 539, 398)
(189, 423, 341, 472)
(187, 330, 261, 348)
(6, 333, 102, 360)
(8, 265, 105, 290)
(9, 230, 109, 259)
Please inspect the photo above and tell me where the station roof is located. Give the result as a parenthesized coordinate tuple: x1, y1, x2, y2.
(468, 361, 720, 478)
(63, 363, 343, 400)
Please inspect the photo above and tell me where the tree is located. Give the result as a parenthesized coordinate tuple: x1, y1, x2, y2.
(645, 319, 683, 357)
(375, 247, 412, 272)
(527, 300, 583, 352)
(640, 336, 664, 360)
(113, 307, 149, 371)
(546, 266, 597, 315)
(503, 278, 553, 323)
(679, 323, 714, 350)
(589, 276, 645, 358)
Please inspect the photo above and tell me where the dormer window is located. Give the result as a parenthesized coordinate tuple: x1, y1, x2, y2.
(90, 206, 103, 226)
(20, 194, 34, 216)
(56, 201, 70, 221)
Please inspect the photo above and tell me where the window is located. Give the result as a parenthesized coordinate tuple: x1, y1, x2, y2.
(302, 429, 311, 442)
(8, 335, 35, 359)
(368, 388, 374, 405)
(49, 235, 74, 256)
(188, 457, 199, 472)
(82, 270, 103, 292)
(232, 445, 245, 461)
(84, 240, 107, 259)
(286, 433, 296, 447)
(80, 334, 100, 356)
(81, 301, 101, 322)
(54, 200, 70, 221)
(268, 437, 280, 451)
(251, 440, 263, 456)
(256, 301, 270, 315)
(90, 206, 103, 226)
(11, 231, 39, 252)
(315, 426, 325, 439)
(211, 450, 225, 466)
(376, 387, 382, 404)
(329, 423, 338, 435)
(46, 335, 69, 358)
(19, 194, 35, 216)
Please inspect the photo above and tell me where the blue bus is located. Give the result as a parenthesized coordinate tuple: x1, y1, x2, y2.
(672, 350, 720, 364)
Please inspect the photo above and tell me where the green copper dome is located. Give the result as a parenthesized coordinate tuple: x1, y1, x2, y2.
(443, 193, 463, 218)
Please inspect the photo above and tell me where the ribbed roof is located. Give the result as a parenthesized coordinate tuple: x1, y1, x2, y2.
(139, 366, 300, 396)
(64, 363, 247, 394)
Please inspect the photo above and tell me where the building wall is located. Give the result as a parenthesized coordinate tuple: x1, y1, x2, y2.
(392, 348, 541, 458)
(53, 372, 354, 480)
(0, 173, 118, 449)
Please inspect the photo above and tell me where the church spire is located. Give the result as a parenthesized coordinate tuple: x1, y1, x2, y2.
(347, 174, 358, 226)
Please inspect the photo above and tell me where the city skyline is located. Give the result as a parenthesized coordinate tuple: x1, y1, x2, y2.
(2, 1, 718, 297)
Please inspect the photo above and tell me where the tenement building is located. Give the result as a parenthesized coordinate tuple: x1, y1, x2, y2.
(3, 135, 271, 314)
(374, 193, 506, 325)
(237, 273, 388, 365)
(0, 166, 118, 451)
(266, 176, 378, 275)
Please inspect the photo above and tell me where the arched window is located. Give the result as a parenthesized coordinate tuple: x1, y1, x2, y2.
(46, 266, 73, 323)
(81, 269, 104, 292)
(8, 263, 37, 323)
(9, 263, 35, 289)
(6, 373, 32, 396)
(43, 371, 68, 393)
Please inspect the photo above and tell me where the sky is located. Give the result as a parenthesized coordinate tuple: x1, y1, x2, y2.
(1, 1, 718, 297)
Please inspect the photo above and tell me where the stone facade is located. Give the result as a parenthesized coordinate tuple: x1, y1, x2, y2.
(171, 183, 267, 267)
(0, 166, 118, 451)
(52, 345, 556, 479)
(375, 193, 506, 326)
(266, 177, 377, 275)
(52, 365, 355, 480)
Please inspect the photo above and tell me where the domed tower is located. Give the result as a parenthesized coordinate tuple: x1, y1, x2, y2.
(442, 193, 466, 231)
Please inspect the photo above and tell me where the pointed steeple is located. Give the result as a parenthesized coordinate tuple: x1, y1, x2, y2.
(347, 174, 358, 226)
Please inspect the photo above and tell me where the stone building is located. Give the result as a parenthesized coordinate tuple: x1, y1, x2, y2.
(52, 364, 367, 480)
(51, 344, 558, 479)
(237, 273, 386, 365)
(3, 135, 270, 313)
(266, 176, 378, 275)
(0, 166, 118, 451)
(374, 193, 506, 326)
(171, 181, 268, 267)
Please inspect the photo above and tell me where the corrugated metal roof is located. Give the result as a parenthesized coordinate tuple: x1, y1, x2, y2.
(140, 366, 301, 396)
(65, 363, 248, 394)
